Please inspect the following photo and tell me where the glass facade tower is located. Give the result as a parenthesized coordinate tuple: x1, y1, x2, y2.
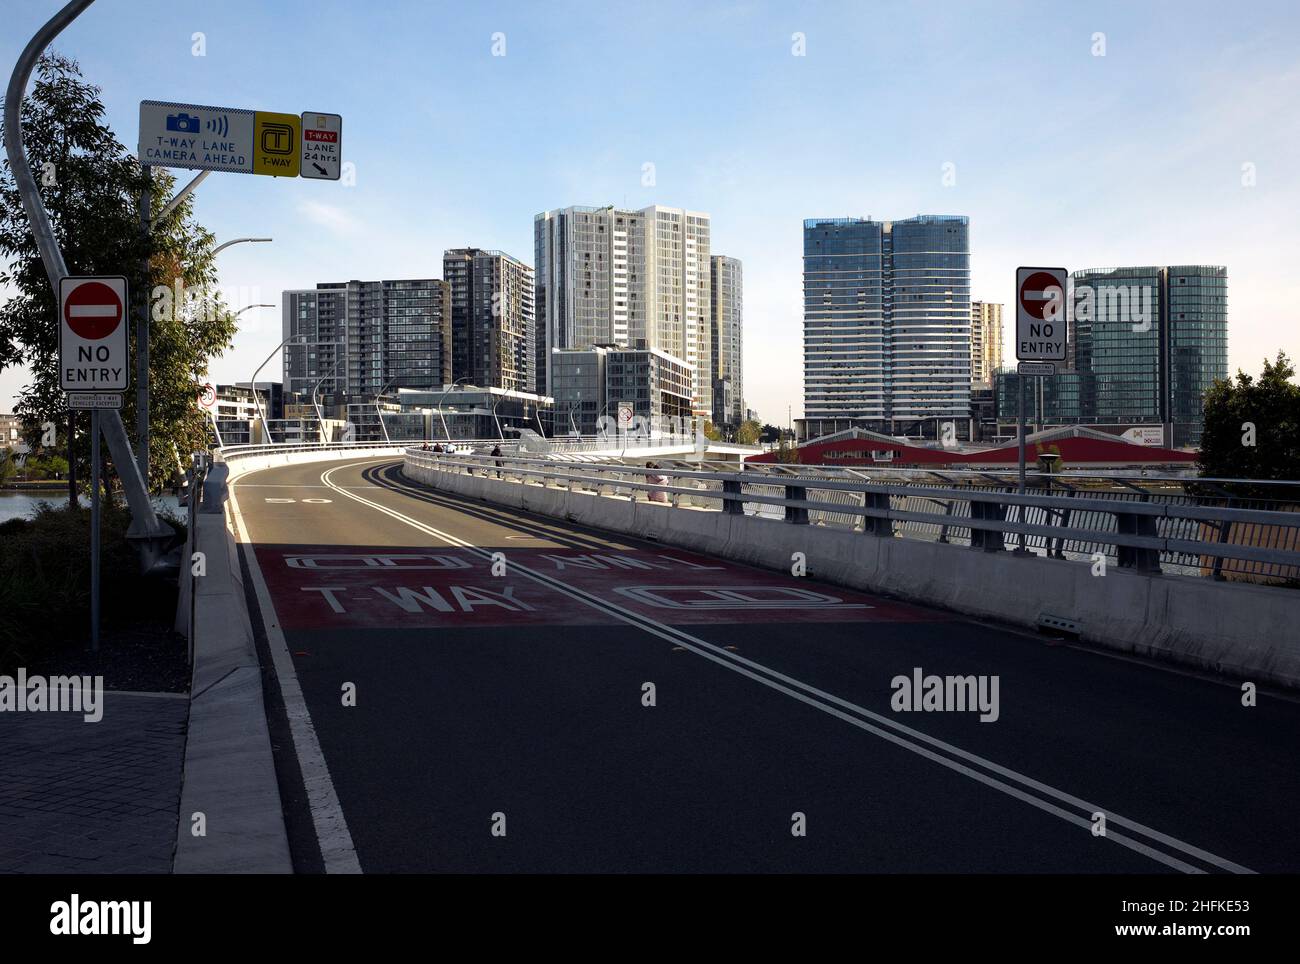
(803, 215, 970, 435)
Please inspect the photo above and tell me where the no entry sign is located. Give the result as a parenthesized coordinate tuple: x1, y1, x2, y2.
(1015, 266, 1068, 361)
(60, 276, 129, 392)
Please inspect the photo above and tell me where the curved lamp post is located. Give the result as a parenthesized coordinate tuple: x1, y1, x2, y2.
(213, 236, 272, 258)
(436, 378, 470, 442)
(373, 378, 397, 443)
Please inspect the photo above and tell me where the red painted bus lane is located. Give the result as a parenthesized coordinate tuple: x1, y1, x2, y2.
(255, 544, 942, 630)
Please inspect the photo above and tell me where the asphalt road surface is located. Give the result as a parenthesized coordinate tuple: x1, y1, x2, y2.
(228, 455, 1300, 873)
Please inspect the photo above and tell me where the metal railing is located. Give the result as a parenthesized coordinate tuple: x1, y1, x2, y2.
(403, 449, 1300, 585)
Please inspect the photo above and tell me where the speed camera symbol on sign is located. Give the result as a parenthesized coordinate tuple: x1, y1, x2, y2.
(1015, 266, 1068, 361)
(60, 276, 129, 391)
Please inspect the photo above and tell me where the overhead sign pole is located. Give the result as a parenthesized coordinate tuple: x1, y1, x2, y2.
(5, 0, 172, 588)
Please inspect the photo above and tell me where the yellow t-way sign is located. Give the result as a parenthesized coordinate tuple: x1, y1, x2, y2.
(253, 111, 301, 177)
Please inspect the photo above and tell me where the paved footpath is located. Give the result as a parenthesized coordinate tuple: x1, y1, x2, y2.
(0, 692, 188, 873)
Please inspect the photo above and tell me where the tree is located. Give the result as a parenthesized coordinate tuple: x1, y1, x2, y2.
(702, 420, 722, 441)
(734, 419, 762, 445)
(1198, 352, 1300, 494)
(0, 53, 236, 492)
(775, 433, 800, 464)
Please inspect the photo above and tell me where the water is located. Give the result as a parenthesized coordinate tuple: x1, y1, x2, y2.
(0, 491, 182, 524)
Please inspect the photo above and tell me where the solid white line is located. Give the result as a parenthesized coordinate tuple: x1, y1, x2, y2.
(325, 462, 1256, 875)
(228, 478, 363, 874)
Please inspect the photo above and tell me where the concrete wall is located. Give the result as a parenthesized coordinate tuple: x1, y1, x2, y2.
(405, 457, 1300, 690)
(219, 446, 410, 480)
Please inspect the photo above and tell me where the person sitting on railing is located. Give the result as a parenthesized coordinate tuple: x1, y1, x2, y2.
(421, 442, 431, 451)
(432, 443, 443, 453)
(646, 462, 669, 503)
(491, 444, 503, 478)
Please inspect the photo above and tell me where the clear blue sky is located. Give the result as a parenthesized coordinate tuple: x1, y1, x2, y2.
(3, 0, 1299, 421)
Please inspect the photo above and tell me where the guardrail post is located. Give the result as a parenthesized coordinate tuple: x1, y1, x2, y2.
(1211, 497, 1235, 581)
(784, 484, 809, 525)
(722, 478, 744, 515)
(1115, 510, 1161, 572)
(937, 501, 954, 543)
(969, 498, 1006, 552)
(861, 491, 893, 537)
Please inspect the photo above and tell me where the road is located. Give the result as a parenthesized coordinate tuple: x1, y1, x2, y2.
(228, 455, 1300, 873)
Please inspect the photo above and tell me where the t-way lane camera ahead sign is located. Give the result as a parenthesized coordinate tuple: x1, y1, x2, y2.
(1015, 266, 1068, 362)
(60, 276, 129, 392)
(139, 101, 340, 178)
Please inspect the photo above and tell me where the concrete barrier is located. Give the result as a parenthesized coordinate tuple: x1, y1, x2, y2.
(173, 479, 293, 873)
(219, 445, 409, 481)
(405, 457, 1300, 690)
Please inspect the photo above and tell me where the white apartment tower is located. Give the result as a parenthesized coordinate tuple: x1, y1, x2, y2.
(535, 204, 713, 415)
(710, 255, 743, 427)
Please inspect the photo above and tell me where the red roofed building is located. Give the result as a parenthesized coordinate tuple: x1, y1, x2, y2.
(748, 425, 1198, 470)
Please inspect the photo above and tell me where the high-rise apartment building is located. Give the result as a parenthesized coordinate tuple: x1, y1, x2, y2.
(443, 248, 535, 393)
(1069, 265, 1227, 446)
(710, 255, 743, 427)
(534, 204, 713, 414)
(802, 215, 971, 438)
(970, 301, 1003, 388)
(282, 279, 452, 408)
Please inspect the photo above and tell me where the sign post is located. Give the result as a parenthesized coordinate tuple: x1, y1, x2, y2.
(60, 276, 128, 648)
(90, 410, 100, 652)
(1014, 267, 1069, 553)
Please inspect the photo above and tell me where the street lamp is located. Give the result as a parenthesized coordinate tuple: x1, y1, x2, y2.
(374, 377, 397, 444)
(245, 331, 312, 443)
(490, 392, 506, 441)
(231, 302, 273, 320)
(213, 237, 272, 258)
(436, 378, 471, 442)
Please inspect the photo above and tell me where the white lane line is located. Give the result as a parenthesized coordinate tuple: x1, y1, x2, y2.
(325, 463, 1256, 875)
(228, 478, 363, 874)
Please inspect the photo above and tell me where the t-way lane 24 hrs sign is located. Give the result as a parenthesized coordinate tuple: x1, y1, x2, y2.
(139, 101, 341, 179)
(1015, 266, 1068, 362)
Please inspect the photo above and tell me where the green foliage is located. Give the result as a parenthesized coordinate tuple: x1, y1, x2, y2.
(0, 52, 237, 492)
(1197, 352, 1300, 494)
(0, 450, 16, 484)
(23, 451, 69, 479)
(702, 420, 722, 441)
(734, 419, 762, 445)
(0, 501, 184, 668)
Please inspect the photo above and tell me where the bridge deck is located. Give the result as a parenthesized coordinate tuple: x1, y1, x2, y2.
(227, 455, 1300, 873)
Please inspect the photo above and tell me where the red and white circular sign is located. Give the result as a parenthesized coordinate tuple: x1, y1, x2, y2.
(198, 383, 217, 408)
(1018, 270, 1065, 322)
(63, 280, 124, 339)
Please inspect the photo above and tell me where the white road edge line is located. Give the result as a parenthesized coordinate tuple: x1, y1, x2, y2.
(329, 460, 1257, 876)
(229, 471, 363, 874)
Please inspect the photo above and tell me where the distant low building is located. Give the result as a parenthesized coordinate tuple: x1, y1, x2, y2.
(549, 344, 694, 436)
(394, 385, 553, 442)
(749, 425, 1198, 471)
(0, 413, 22, 449)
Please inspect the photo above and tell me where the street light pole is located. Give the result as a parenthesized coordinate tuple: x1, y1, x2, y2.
(374, 378, 396, 443)
(212, 236, 272, 258)
(246, 333, 299, 444)
(491, 392, 505, 441)
(436, 378, 469, 442)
